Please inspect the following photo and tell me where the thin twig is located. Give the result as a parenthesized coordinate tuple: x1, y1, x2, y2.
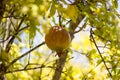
(6, 65, 53, 74)
(18, 25, 30, 32)
(3, 16, 22, 19)
(66, 20, 72, 25)
(6, 42, 45, 69)
(0, 25, 29, 43)
(73, 22, 86, 34)
(0, 36, 10, 43)
(59, 14, 62, 26)
(90, 29, 112, 78)
(6, 64, 66, 74)
(9, 18, 16, 31)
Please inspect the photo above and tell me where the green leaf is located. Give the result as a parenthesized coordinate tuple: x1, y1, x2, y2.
(113, 0, 118, 8)
(29, 19, 38, 39)
(48, 2, 56, 17)
(0, 49, 10, 63)
(15, 35, 22, 42)
(63, 5, 79, 22)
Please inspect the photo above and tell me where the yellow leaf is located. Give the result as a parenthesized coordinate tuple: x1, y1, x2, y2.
(63, 5, 78, 22)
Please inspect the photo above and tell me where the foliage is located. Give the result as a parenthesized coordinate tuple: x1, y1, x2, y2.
(0, 0, 120, 80)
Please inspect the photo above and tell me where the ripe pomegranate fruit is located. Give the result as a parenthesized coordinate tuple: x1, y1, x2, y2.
(45, 26, 71, 57)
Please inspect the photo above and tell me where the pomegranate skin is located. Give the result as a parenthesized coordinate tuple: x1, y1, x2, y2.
(45, 26, 71, 52)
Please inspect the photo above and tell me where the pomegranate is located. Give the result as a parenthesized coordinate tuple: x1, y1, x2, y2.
(45, 26, 71, 57)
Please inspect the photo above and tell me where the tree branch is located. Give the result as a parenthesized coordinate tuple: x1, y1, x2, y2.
(90, 29, 112, 78)
(6, 15, 26, 53)
(6, 42, 45, 69)
(52, 52, 67, 80)
(6, 65, 53, 74)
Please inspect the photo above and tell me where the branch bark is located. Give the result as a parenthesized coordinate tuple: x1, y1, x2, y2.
(52, 52, 67, 80)
(0, 63, 7, 80)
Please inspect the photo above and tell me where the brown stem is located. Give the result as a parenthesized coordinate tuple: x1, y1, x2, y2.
(90, 29, 112, 78)
(52, 52, 67, 80)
